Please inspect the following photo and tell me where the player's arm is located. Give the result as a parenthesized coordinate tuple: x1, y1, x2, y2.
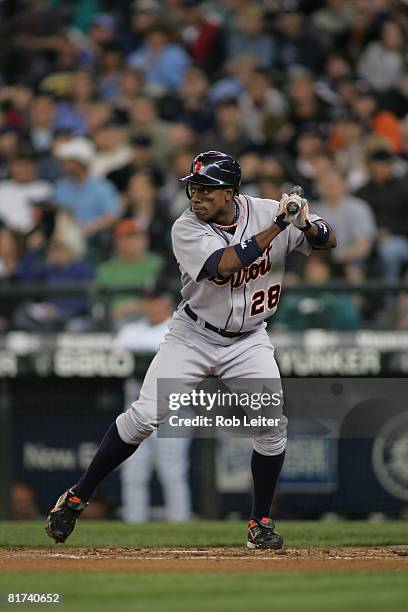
(216, 195, 336, 278)
(290, 197, 336, 250)
(302, 219, 337, 251)
(216, 224, 283, 278)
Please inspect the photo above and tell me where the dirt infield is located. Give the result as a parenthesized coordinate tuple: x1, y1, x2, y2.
(1, 547, 407, 573)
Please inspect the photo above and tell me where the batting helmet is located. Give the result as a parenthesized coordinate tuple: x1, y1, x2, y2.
(179, 151, 241, 198)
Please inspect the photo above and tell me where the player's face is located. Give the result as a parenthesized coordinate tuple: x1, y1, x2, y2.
(189, 183, 234, 223)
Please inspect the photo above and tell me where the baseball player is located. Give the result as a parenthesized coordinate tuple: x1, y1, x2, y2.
(46, 151, 336, 549)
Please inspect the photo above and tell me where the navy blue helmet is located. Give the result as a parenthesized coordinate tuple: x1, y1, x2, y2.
(180, 151, 241, 196)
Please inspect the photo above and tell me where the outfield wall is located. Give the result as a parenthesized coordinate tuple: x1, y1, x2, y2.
(1, 330, 408, 519)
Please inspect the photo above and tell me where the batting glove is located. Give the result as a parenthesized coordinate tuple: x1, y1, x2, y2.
(275, 193, 307, 228)
(292, 198, 312, 231)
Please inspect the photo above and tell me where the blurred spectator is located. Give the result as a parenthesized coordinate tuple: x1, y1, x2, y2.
(256, 156, 286, 201)
(85, 101, 113, 138)
(334, 74, 358, 110)
(308, 150, 336, 182)
(330, 111, 369, 191)
(92, 121, 133, 178)
(120, 0, 161, 56)
(0, 226, 24, 331)
(53, 137, 121, 242)
(158, 148, 195, 220)
(402, 115, 408, 158)
(36, 128, 72, 184)
(357, 20, 406, 92)
(0, 226, 22, 281)
(201, 98, 253, 160)
(171, 66, 213, 134)
(316, 51, 354, 108)
(4, 3, 74, 86)
(356, 148, 408, 280)
(311, 0, 353, 48)
(128, 23, 191, 93)
(52, 70, 95, 135)
(96, 218, 163, 329)
(0, 127, 20, 180)
(97, 43, 125, 102)
(125, 170, 171, 255)
(88, 13, 118, 66)
(179, 0, 224, 77)
(27, 94, 56, 154)
(35, 30, 89, 95)
(128, 96, 172, 167)
(284, 123, 328, 198)
(335, 0, 388, 64)
(0, 87, 28, 130)
(239, 66, 287, 145)
(166, 122, 197, 160)
(10, 482, 40, 520)
(208, 55, 256, 104)
(117, 283, 192, 523)
(225, 4, 276, 69)
(238, 150, 263, 195)
(313, 167, 377, 280)
(351, 84, 403, 153)
(0, 149, 52, 233)
(112, 67, 145, 117)
(14, 217, 94, 332)
(275, 1, 324, 73)
(107, 134, 163, 193)
(273, 253, 361, 331)
(287, 69, 329, 131)
(381, 65, 408, 120)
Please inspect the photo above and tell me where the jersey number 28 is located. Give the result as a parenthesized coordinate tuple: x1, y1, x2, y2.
(249, 284, 281, 317)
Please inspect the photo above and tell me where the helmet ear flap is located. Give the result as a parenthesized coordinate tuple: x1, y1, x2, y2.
(185, 183, 192, 200)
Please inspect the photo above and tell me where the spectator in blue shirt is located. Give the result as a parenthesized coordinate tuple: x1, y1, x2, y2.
(14, 222, 94, 332)
(225, 4, 277, 69)
(54, 137, 121, 243)
(128, 24, 190, 92)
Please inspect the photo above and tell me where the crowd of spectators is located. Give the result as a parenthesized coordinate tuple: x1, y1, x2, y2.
(0, 0, 407, 332)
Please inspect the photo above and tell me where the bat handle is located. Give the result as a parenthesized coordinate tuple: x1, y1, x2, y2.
(286, 185, 304, 214)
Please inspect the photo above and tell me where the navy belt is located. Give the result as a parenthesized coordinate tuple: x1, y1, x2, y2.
(184, 304, 248, 338)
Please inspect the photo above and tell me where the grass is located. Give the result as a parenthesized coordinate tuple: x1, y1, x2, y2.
(1, 520, 407, 548)
(0, 572, 407, 612)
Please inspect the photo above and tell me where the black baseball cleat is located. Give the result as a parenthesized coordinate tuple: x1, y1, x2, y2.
(247, 518, 284, 549)
(45, 489, 88, 543)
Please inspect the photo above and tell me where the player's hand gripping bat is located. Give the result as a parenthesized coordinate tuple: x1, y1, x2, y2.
(285, 185, 305, 215)
(276, 185, 311, 229)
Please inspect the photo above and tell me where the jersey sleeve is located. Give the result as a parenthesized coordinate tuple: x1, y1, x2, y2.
(171, 218, 226, 282)
(286, 213, 322, 256)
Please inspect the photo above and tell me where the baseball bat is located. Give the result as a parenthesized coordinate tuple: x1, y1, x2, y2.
(286, 185, 304, 215)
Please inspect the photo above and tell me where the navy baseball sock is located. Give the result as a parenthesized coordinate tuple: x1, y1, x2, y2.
(250, 449, 285, 520)
(72, 421, 139, 503)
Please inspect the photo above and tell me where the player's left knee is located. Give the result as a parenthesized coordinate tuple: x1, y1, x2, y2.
(252, 413, 287, 455)
(253, 436, 287, 456)
(116, 409, 156, 445)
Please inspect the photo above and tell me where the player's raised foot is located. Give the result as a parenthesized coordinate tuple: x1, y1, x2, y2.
(45, 489, 88, 543)
(247, 518, 283, 550)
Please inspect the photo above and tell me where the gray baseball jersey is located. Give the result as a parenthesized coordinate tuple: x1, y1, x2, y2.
(116, 193, 319, 455)
(172, 194, 320, 332)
